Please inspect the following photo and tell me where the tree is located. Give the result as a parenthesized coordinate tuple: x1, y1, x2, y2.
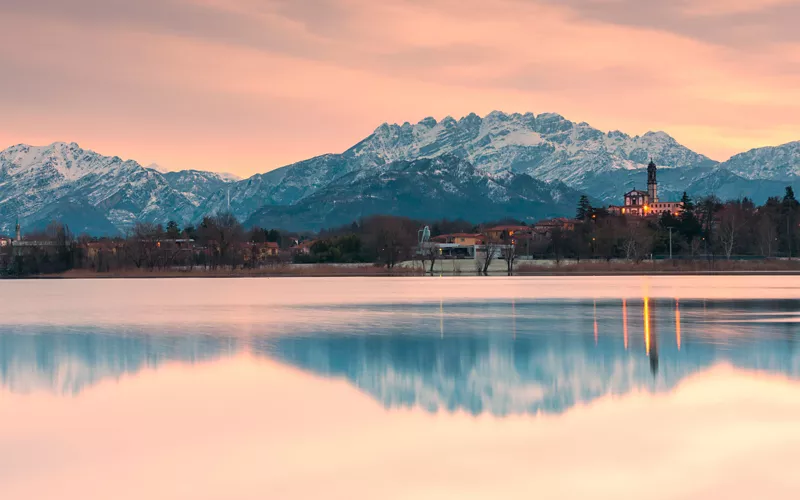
(576, 195, 592, 221)
(419, 243, 440, 274)
(680, 192, 695, 213)
(622, 220, 655, 262)
(549, 226, 565, 264)
(166, 221, 181, 240)
(782, 186, 799, 257)
(198, 212, 244, 269)
(716, 201, 745, 259)
(362, 216, 415, 268)
(784, 186, 798, 206)
(476, 228, 499, 275)
(696, 195, 722, 260)
(501, 241, 518, 275)
(125, 222, 161, 269)
(677, 192, 702, 245)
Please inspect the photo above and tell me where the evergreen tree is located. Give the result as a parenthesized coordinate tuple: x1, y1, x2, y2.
(782, 186, 799, 257)
(166, 221, 181, 239)
(679, 192, 694, 214)
(576, 195, 592, 220)
(678, 192, 702, 242)
(783, 186, 799, 208)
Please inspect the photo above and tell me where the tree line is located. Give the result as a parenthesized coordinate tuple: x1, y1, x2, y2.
(2, 186, 799, 276)
(569, 188, 800, 261)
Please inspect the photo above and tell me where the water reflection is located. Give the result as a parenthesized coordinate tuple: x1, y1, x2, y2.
(3, 298, 799, 417)
(0, 332, 239, 395)
(265, 299, 800, 416)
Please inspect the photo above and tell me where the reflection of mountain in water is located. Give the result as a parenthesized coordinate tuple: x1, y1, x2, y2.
(264, 299, 800, 416)
(0, 330, 239, 395)
(1, 299, 799, 412)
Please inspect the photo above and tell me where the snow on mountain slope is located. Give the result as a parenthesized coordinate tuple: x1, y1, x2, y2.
(244, 155, 582, 231)
(349, 111, 717, 183)
(210, 111, 719, 222)
(0, 143, 203, 234)
(2, 112, 797, 235)
(162, 169, 237, 205)
(719, 141, 800, 181)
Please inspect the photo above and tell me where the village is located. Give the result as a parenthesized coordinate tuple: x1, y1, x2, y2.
(1, 161, 798, 276)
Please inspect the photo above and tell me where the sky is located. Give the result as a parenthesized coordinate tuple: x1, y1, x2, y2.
(1, 0, 799, 177)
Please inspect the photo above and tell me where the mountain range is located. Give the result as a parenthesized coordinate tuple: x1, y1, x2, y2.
(1, 112, 798, 235)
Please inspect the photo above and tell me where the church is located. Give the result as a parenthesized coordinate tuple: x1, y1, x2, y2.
(608, 161, 682, 217)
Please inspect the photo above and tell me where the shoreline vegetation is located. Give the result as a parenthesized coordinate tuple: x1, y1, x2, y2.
(3, 188, 800, 278)
(11, 258, 800, 279)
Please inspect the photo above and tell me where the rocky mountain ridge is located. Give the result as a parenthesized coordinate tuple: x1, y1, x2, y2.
(2, 111, 798, 235)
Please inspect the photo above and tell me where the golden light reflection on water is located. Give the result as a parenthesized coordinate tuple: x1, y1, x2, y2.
(623, 298, 629, 350)
(0, 276, 799, 329)
(676, 299, 682, 351)
(644, 297, 651, 356)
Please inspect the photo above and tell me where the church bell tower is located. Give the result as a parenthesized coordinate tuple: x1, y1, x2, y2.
(647, 160, 658, 203)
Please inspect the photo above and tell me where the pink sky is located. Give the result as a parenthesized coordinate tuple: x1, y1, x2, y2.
(1, 0, 799, 176)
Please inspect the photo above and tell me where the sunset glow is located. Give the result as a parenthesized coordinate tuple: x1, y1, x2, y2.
(1, 0, 799, 175)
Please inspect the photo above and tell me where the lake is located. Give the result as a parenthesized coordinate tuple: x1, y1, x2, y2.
(1, 276, 800, 499)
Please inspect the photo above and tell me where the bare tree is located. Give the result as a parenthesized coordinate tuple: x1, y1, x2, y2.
(717, 202, 745, 259)
(758, 210, 778, 257)
(420, 243, 439, 274)
(623, 222, 653, 262)
(501, 242, 518, 275)
(476, 231, 498, 275)
(364, 216, 416, 269)
(125, 222, 160, 269)
(500, 232, 518, 275)
(198, 212, 244, 269)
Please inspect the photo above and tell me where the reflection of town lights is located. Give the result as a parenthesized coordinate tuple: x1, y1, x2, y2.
(644, 297, 651, 355)
(675, 298, 681, 350)
(622, 299, 628, 350)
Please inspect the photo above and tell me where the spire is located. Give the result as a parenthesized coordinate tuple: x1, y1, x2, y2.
(15, 218, 21, 241)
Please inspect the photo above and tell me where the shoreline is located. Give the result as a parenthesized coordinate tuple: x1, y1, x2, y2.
(5, 267, 800, 279)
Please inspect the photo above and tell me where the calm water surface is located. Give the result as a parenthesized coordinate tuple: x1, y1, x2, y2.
(2, 276, 800, 499)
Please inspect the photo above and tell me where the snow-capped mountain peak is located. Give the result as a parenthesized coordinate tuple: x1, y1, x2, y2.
(0, 143, 236, 235)
(2, 111, 797, 235)
(720, 141, 800, 180)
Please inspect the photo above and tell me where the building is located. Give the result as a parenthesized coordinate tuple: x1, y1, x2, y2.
(429, 233, 484, 258)
(264, 241, 280, 257)
(483, 225, 532, 242)
(431, 233, 483, 246)
(533, 218, 579, 234)
(290, 240, 316, 255)
(609, 161, 682, 217)
(241, 241, 281, 265)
